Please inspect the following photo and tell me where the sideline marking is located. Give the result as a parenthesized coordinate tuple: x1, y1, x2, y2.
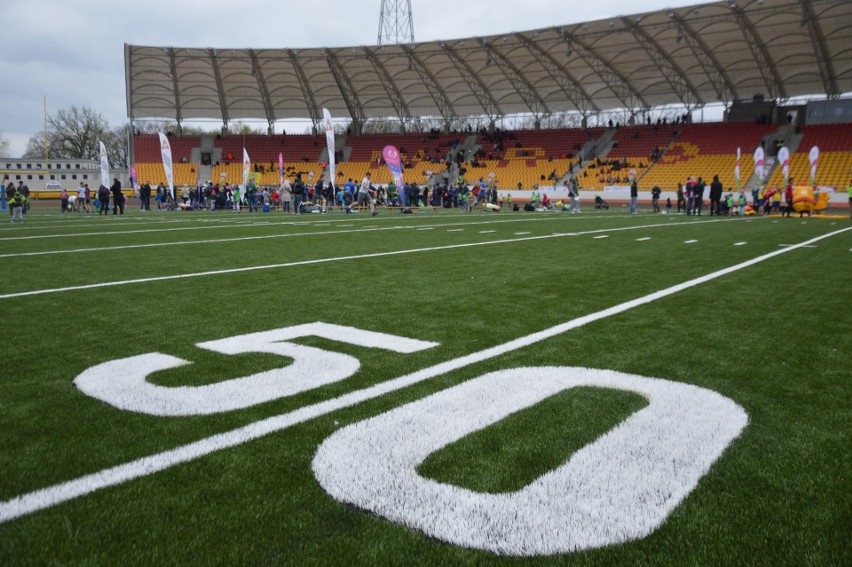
(0, 218, 739, 299)
(0, 227, 846, 524)
(0, 216, 570, 258)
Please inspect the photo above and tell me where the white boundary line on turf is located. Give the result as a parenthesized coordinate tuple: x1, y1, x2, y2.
(0, 215, 737, 258)
(0, 215, 582, 257)
(0, 211, 649, 241)
(0, 226, 846, 524)
(0, 218, 736, 298)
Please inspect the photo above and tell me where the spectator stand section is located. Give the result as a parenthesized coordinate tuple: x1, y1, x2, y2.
(461, 128, 604, 190)
(639, 123, 775, 191)
(764, 123, 852, 189)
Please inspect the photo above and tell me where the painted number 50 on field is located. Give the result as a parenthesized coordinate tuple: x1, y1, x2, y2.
(74, 322, 747, 556)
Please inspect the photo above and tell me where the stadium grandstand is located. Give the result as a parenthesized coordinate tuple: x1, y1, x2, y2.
(125, 0, 851, 203)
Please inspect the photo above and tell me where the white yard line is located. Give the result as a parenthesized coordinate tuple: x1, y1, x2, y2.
(636, 237, 652, 241)
(0, 212, 645, 242)
(593, 235, 609, 239)
(684, 239, 698, 244)
(0, 226, 846, 524)
(0, 219, 737, 297)
(0, 223, 261, 241)
(0, 218, 565, 257)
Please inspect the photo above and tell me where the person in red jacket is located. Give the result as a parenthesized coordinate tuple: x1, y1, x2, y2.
(784, 180, 794, 217)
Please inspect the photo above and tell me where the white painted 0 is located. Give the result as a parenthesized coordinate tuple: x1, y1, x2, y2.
(313, 367, 748, 556)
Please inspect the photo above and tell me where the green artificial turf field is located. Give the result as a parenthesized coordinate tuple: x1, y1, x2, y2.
(0, 206, 849, 565)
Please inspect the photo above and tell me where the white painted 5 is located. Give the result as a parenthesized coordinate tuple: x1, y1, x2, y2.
(74, 322, 438, 416)
(312, 366, 748, 556)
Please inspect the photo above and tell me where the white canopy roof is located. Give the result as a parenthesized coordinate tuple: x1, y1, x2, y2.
(125, 0, 852, 124)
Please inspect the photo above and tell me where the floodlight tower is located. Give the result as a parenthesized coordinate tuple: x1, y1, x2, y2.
(378, 0, 414, 45)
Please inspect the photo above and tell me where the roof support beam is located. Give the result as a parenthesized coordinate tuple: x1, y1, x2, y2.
(440, 42, 503, 120)
(799, 0, 839, 99)
(362, 47, 413, 131)
(669, 14, 739, 105)
(168, 48, 183, 125)
(621, 17, 703, 109)
(400, 45, 457, 125)
(287, 50, 322, 124)
(208, 49, 229, 126)
(477, 38, 550, 118)
(731, 7, 787, 101)
(325, 50, 367, 130)
(515, 32, 599, 116)
(561, 32, 648, 112)
(248, 49, 276, 128)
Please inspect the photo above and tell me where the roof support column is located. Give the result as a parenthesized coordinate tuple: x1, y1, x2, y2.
(363, 47, 413, 132)
(621, 17, 703, 110)
(168, 48, 183, 127)
(248, 49, 276, 130)
(669, 13, 738, 105)
(476, 38, 550, 118)
(731, 6, 787, 101)
(515, 32, 599, 116)
(287, 50, 322, 126)
(208, 49, 230, 127)
(561, 31, 648, 113)
(400, 45, 457, 128)
(440, 42, 503, 121)
(799, 0, 839, 99)
(325, 50, 367, 133)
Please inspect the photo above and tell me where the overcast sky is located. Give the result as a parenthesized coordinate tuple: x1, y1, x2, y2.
(0, 0, 706, 157)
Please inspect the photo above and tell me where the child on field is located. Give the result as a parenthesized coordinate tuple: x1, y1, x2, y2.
(10, 192, 24, 223)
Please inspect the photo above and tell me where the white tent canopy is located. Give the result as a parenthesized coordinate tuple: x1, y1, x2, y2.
(125, 0, 852, 126)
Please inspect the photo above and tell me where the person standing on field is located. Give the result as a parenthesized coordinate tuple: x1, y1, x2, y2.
(629, 179, 638, 214)
(98, 184, 110, 215)
(847, 180, 851, 219)
(111, 178, 124, 215)
(692, 177, 706, 216)
(349, 171, 378, 216)
(709, 175, 723, 216)
(10, 192, 24, 223)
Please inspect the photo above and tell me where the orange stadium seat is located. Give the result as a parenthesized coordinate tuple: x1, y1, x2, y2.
(765, 124, 852, 189)
(638, 123, 776, 191)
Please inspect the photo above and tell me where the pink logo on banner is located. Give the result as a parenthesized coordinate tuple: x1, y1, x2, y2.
(382, 145, 406, 205)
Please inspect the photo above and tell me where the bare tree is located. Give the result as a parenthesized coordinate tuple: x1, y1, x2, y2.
(49, 106, 110, 161)
(23, 130, 66, 159)
(229, 122, 266, 136)
(103, 123, 131, 169)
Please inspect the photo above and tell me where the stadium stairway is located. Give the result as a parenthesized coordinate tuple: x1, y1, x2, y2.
(197, 164, 212, 185)
(588, 128, 617, 160)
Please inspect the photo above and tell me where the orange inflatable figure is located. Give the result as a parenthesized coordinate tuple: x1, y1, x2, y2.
(791, 186, 816, 215)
